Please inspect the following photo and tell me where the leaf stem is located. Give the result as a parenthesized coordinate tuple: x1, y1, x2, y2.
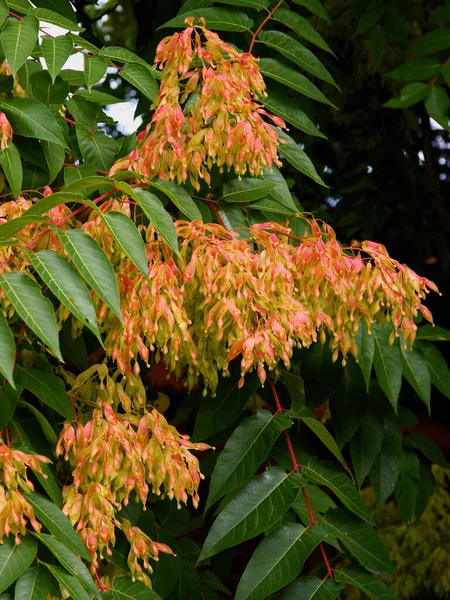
(249, 0, 284, 53)
(268, 376, 335, 580)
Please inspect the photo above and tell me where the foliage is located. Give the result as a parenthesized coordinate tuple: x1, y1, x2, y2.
(0, 1, 449, 600)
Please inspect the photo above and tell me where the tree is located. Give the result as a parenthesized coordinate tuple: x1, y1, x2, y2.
(0, 1, 449, 599)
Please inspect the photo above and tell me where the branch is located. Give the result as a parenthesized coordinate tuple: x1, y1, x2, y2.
(249, 0, 284, 53)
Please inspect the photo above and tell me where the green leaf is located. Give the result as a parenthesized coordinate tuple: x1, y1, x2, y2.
(28, 7, 83, 31)
(103, 211, 148, 277)
(291, 0, 330, 22)
(5, 0, 31, 14)
(24, 192, 82, 216)
(42, 141, 65, 184)
(76, 123, 118, 171)
(26, 249, 102, 342)
(370, 25, 386, 68)
(0, 215, 50, 242)
(260, 167, 298, 211)
(0, 0, 8, 26)
(0, 142, 23, 199)
(17, 401, 58, 446)
(329, 359, 368, 449)
(193, 367, 260, 441)
(370, 420, 402, 506)
(350, 401, 384, 488)
(15, 565, 56, 600)
(221, 178, 275, 203)
(84, 54, 107, 90)
(60, 69, 86, 86)
(41, 35, 73, 83)
(0, 271, 62, 361)
(431, 4, 450, 23)
(56, 228, 123, 323)
(263, 91, 326, 138)
(0, 15, 39, 77)
(14, 365, 72, 420)
(281, 576, 342, 600)
(273, 7, 334, 54)
(215, 0, 269, 9)
(0, 98, 66, 147)
(33, 533, 99, 597)
(0, 309, 15, 387)
(278, 131, 327, 187)
(250, 197, 296, 216)
(387, 58, 442, 81)
(199, 468, 301, 561)
(0, 536, 37, 594)
(41, 564, 91, 600)
(74, 89, 125, 105)
(32, 0, 76, 22)
(235, 523, 327, 600)
(0, 384, 20, 429)
(258, 31, 338, 88)
(120, 62, 158, 101)
(107, 577, 162, 600)
(31, 71, 69, 105)
(401, 343, 431, 412)
(354, 1, 385, 36)
(150, 180, 202, 221)
(419, 341, 450, 399)
(162, 8, 254, 31)
(289, 453, 375, 524)
(410, 28, 450, 54)
(403, 431, 448, 468)
(425, 86, 450, 131)
(383, 82, 431, 109)
(26, 492, 91, 561)
(394, 449, 420, 523)
(334, 565, 400, 600)
(259, 58, 335, 107)
(295, 406, 350, 473)
(281, 370, 305, 414)
(372, 324, 402, 412)
(416, 324, 450, 341)
(206, 410, 292, 509)
(99, 46, 154, 69)
(323, 508, 395, 574)
(354, 321, 374, 391)
(133, 188, 180, 256)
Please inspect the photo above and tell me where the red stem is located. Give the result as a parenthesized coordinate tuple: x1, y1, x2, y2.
(268, 376, 334, 580)
(249, 0, 284, 53)
(209, 202, 227, 229)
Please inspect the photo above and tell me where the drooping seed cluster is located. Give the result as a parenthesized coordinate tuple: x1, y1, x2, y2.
(0, 444, 50, 543)
(55, 366, 209, 582)
(110, 18, 285, 190)
(80, 204, 437, 394)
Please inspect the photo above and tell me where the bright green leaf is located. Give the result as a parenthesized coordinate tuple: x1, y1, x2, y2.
(84, 54, 107, 90)
(76, 123, 118, 171)
(0, 536, 37, 594)
(133, 188, 180, 256)
(28, 7, 83, 31)
(0, 15, 39, 77)
(281, 576, 342, 600)
(199, 468, 301, 561)
(150, 179, 202, 221)
(258, 31, 338, 88)
(334, 565, 400, 600)
(41, 35, 73, 83)
(108, 576, 162, 599)
(14, 365, 72, 420)
(0, 308, 15, 387)
(41, 564, 91, 600)
(0, 271, 63, 361)
(263, 90, 326, 138)
(259, 58, 335, 107)
(235, 523, 327, 600)
(56, 228, 123, 323)
(120, 62, 158, 101)
(102, 211, 148, 277)
(207, 410, 292, 509)
(26, 492, 91, 561)
(0, 142, 23, 199)
(370, 420, 402, 506)
(0, 98, 66, 146)
(221, 178, 275, 203)
(278, 131, 327, 187)
(14, 565, 57, 600)
(26, 249, 102, 343)
(162, 8, 254, 31)
(273, 7, 334, 54)
(323, 508, 395, 574)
